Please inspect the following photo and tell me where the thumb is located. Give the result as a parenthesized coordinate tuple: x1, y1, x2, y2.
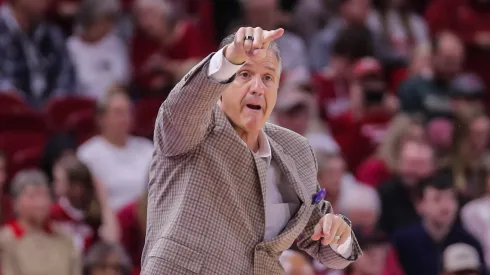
(263, 28, 285, 43)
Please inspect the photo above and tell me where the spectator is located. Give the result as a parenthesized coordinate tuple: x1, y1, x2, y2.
(371, 0, 430, 63)
(118, 192, 147, 275)
(450, 113, 490, 201)
(272, 84, 340, 154)
(338, 184, 380, 229)
(308, 0, 379, 71)
(0, 169, 80, 275)
(130, 0, 207, 98)
(279, 250, 315, 275)
(425, 0, 490, 105)
(443, 243, 482, 275)
(83, 242, 132, 275)
(356, 114, 425, 187)
(449, 73, 486, 123)
(377, 139, 435, 236)
(233, 0, 309, 74)
(77, 89, 153, 211)
(392, 170, 486, 275)
(398, 31, 465, 120)
(0, 0, 76, 108)
(51, 155, 120, 252)
(40, 133, 78, 184)
(67, 0, 129, 99)
(314, 26, 375, 126)
(0, 151, 12, 226)
(461, 160, 490, 269)
(330, 57, 395, 170)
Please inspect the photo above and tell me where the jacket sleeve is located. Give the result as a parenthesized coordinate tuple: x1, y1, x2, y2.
(154, 53, 234, 157)
(296, 146, 362, 269)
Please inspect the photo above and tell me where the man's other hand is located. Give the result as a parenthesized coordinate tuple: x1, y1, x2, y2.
(311, 214, 352, 246)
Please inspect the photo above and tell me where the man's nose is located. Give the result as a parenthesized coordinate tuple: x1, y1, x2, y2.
(249, 75, 266, 95)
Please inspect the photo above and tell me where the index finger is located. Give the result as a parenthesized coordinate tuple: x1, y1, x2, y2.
(322, 214, 333, 237)
(263, 28, 285, 44)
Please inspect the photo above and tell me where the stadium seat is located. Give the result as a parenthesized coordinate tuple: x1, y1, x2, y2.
(134, 97, 161, 139)
(65, 110, 98, 145)
(9, 145, 44, 179)
(0, 109, 47, 133)
(45, 96, 96, 132)
(0, 93, 28, 112)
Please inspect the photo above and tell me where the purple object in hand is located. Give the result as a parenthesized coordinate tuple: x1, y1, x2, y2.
(313, 188, 326, 205)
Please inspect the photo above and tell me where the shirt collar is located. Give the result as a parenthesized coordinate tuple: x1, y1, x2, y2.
(256, 130, 272, 166)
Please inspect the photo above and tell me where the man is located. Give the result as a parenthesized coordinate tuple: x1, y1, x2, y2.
(142, 27, 361, 274)
(392, 170, 486, 275)
(377, 139, 435, 236)
(443, 243, 482, 275)
(0, 0, 76, 108)
(398, 31, 465, 120)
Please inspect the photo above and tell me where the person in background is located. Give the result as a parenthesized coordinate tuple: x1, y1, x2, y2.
(443, 243, 482, 275)
(449, 74, 486, 123)
(118, 192, 148, 275)
(371, 0, 429, 64)
(397, 31, 465, 120)
(308, 0, 379, 71)
(0, 0, 76, 108)
(130, 0, 207, 98)
(338, 184, 380, 229)
(392, 170, 487, 275)
(83, 242, 132, 275)
(272, 84, 340, 154)
(0, 169, 81, 275)
(0, 151, 12, 226)
(40, 133, 78, 184)
(314, 26, 375, 127)
(461, 162, 490, 269)
(77, 89, 153, 211)
(330, 57, 395, 170)
(377, 139, 435, 236)
(450, 113, 490, 202)
(67, 0, 129, 100)
(279, 250, 315, 275)
(356, 114, 425, 187)
(51, 155, 120, 252)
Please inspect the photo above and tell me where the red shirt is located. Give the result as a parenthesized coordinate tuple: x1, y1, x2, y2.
(50, 198, 95, 252)
(313, 73, 351, 127)
(330, 110, 392, 171)
(130, 21, 208, 90)
(1, 195, 13, 226)
(118, 202, 145, 275)
(356, 157, 392, 188)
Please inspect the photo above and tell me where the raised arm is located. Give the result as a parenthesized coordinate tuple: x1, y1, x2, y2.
(155, 27, 284, 156)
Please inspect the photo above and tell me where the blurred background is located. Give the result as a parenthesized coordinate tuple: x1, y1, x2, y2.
(0, 0, 490, 274)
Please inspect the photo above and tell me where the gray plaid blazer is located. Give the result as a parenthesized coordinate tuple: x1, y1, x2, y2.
(142, 54, 362, 275)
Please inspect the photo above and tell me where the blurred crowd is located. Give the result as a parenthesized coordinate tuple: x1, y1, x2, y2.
(0, 0, 490, 274)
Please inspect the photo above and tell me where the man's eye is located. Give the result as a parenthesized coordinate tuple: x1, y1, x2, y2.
(264, 75, 273, 81)
(239, 71, 250, 78)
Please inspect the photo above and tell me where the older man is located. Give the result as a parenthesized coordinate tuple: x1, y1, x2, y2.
(142, 26, 361, 275)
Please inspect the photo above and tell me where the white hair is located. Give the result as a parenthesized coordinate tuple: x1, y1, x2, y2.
(338, 184, 381, 216)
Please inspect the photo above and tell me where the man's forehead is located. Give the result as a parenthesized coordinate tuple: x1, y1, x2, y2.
(243, 50, 280, 74)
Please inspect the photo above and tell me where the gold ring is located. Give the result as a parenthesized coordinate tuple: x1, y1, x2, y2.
(334, 236, 341, 240)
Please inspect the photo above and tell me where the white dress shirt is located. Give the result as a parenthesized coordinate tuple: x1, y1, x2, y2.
(207, 47, 353, 258)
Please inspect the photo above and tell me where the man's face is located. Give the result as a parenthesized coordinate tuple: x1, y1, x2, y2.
(433, 37, 464, 79)
(16, 0, 51, 22)
(398, 142, 434, 186)
(17, 184, 51, 224)
(220, 50, 280, 134)
(418, 186, 458, 227)
(341, 0, 371, 24)
(101, 94, 134, 138)
(135, 3, 169, 39)
(318, 156, 345, 197)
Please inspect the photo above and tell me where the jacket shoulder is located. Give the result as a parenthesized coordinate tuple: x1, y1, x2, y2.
(264, 123, 311, 150)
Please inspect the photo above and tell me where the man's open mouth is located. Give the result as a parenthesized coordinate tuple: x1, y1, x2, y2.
(246, 104, 262, 110)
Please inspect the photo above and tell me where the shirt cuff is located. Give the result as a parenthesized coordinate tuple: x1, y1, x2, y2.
(330, 235, 353, 259)
(207, 46, 244, 82)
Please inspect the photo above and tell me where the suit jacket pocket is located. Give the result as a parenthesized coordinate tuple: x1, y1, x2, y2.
(148, 238, 204, 273)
